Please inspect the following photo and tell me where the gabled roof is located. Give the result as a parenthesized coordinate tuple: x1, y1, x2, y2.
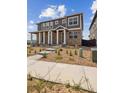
(54, 25, 67, 30)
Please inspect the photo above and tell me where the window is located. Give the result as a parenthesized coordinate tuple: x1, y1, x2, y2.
(69, 32, 78, 38)
(43, 23, 45, 27)
(38, 25, 41, 30)
(69, 32, 73, 38)
(55, 20, 58, 25)
(74, 32, 78, 38)
(46, 22, 49, 26)
(50, 22, 53, 26)
(62, 19, 66, 24)
(68, 16, 78, 26)
(49, 22, 53, 29)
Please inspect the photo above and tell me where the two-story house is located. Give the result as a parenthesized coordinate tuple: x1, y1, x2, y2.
(89, 11, 97, 40)
(29, 13, 83, 46)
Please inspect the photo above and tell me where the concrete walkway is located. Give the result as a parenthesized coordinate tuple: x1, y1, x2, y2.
(27, 55, 97, 92)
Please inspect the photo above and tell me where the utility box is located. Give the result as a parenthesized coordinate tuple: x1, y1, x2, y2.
(91, 48, 97, 63)
(79, 48, 83, 58)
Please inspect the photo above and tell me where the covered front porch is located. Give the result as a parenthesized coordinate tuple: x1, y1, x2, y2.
(30, 28, 67, 46)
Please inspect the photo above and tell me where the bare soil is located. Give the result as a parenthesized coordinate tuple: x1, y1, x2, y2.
(40, 48, 96, 67)
(27, 47, 96, 67)
(27, 78, 93, 93)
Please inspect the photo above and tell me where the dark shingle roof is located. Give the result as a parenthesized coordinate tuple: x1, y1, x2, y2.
(36, 13, 83, 25)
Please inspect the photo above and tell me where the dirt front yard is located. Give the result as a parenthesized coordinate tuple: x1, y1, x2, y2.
(27, 47, 96, 67)
(40, 48, 96, 67)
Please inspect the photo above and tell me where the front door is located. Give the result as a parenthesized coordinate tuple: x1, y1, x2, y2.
(60, 31, 64, 44)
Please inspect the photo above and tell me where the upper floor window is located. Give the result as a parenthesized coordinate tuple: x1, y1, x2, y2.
(46, 22, 49, 27)
(62, 19, 66, 24)
(68, 16, 78, 26)
(43, 23, 45, 27)
(55, 20, 59, 25)
(50, 22, 53, 26)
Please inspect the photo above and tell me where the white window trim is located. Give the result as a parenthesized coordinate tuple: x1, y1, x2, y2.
(50, 22, 53, 26)
(62, 19, 66, 24)
(69, 31, 78, 38)
(55, 20, 59, 25)
(68, 16, 79, 26)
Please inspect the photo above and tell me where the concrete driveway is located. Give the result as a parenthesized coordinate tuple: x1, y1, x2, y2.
(27, 55, 97, 92)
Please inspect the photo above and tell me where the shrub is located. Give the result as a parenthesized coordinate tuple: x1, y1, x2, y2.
(42, 52, 47, 58)
(72, 84, 81, 91)
(66, 50, 68, 54)
(39, 49, 42, 52)
(55, 55, 63, 60)
(75, 49, 77, 55)
(57, 50, 60, 55)
(34, 50, 36, 54)
(70, 51, 72, 56)
(72, 80, 82, 91)
(65, 82, 71, 88)
(59, 48, 63, 51)
(47, 82, 54, 89)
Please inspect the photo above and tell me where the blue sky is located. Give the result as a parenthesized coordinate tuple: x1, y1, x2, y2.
(27, 0, 97, 40)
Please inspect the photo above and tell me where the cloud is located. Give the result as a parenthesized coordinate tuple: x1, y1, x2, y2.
(90, 0, 97, 20)
(83, 30, 90, 40)
(39, 5, 67, 19)
(27, 20, 36, 30)
(58, 5, 66, 17)
(29, 20, 34, 24)
(71, 9, 75, 12)
(91, 0, 97, 14)
(90, 16, 94, 21)
(28, 25, 34, 29)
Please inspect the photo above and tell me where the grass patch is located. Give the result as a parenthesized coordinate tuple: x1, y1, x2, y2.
(72, 84, 81, 91)
(55, 55, 63, 60)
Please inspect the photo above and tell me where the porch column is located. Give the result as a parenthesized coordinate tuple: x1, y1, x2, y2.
(30, 33, 33, 45)
(48, 31, 50, 44)
(63, 29, 66, 44)
(41, 32, 42, 44)
(39, 32, 41, 44)
(37, 33, 39, 44)
(56, 30, 59, 44)
(43, 32, 45, 44)
(51, 31, 53, 45)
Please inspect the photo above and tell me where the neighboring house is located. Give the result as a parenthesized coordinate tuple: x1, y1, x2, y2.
(89, 11, 97, 40)
(29, 13, 83, 46)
